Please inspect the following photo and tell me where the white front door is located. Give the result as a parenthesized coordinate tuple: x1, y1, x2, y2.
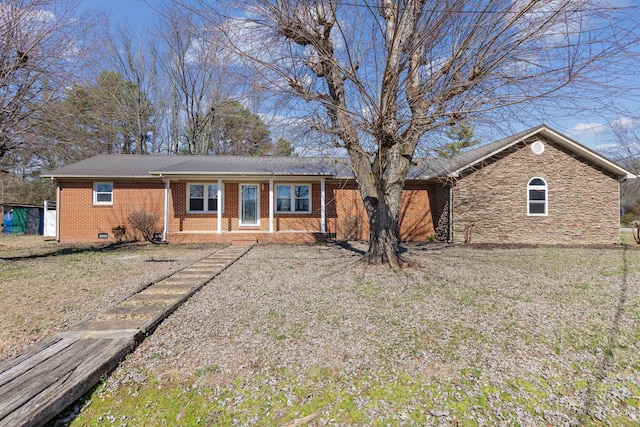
(240, 184, 259, 226)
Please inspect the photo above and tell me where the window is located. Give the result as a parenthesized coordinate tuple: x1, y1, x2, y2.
(276, 184, 311, 213)
(94, 182, 113, 205)
(527, 178, 547, 216)
(188, 184, 221, 213)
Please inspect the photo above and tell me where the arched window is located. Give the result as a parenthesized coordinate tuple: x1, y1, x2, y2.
(527, 178, 547, 216)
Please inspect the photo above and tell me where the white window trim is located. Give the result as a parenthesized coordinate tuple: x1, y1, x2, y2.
(527, 177, 548, 216)
(275, 184, 312, 214)
(187, 183, 223, 214)
(93, 182, 113, 205)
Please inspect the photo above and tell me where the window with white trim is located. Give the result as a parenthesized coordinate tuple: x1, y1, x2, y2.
(276, 184, 311, 213)
(93, 182, 113, 205)
(527, 178, 547, 216)
(188, 183, 221, 213)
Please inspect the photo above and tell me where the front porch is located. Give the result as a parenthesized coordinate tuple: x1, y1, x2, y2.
(167, 230, 327, 244)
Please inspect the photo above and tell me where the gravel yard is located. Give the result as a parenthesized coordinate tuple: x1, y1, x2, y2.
(68, 242, 640, 426)
(0, 234, 222, 362)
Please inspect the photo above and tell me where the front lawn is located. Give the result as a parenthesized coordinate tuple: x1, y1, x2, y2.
(65, 243, 640, 426)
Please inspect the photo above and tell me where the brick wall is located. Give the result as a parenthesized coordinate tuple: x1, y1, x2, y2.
(169, 181, 324, 232)
(452, 138, 621, 244)
(325, 180, 441, 242)
(58, 179, 328, 243)
(58, 181, 164, 243)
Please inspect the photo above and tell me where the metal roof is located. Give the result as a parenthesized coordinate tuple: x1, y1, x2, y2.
(43, 155, 354, 179)
(43, 126, 636, 181)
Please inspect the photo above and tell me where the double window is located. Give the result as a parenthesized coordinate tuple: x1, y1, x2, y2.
(188, 183, 221, 213)
(527, 178, 547, 216)
(276, 184, 311, 213)
(93, 182, 113, 205)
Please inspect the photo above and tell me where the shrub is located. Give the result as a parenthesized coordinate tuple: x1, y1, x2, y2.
(127, 211, 160, 243)
(111, 225, 127, 243)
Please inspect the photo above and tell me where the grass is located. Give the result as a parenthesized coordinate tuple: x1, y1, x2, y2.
(71, 369, 640, 426)
(0, 234, 220, 361)
(3, 236, 638, 425)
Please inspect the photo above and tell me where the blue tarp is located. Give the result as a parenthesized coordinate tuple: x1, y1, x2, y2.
(3, 211, 12, 233)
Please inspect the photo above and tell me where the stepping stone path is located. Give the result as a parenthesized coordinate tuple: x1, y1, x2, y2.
(0, 244, 252, 427)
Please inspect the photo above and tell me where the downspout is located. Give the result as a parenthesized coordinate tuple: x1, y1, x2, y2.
(448, 182, 453, 244)
(320, 178, 326, 233)
(162, 177, 170, 242)
(217, 178, 222, 233)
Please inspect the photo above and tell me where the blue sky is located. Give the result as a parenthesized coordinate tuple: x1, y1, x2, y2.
(77, 0, 638, 153)
(79, 0, 158, 32)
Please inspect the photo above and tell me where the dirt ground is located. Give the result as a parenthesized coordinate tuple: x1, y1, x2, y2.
(3, 235, 639, 425)
(78, 242, 640, 425)
(0, 234, 221, 361)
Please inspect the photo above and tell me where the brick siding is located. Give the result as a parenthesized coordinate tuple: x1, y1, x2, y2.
(452, 138, 621, 244)
(58, 180, 328, 243)
(56, 140, 620, 245)
(325, 180, 440, 242)
(57, 181, 164, 243)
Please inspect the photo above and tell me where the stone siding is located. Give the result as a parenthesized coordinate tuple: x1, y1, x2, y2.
(452, 138, 621, 244)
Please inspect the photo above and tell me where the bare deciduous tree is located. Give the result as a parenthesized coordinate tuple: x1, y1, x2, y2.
(157, 5, 237, 155)
(189, 0, 639, 266)
(0, 0, 99, 171)
(107, 27, 159, 154)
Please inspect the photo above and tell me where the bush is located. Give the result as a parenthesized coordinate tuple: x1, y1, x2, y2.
(127, 211, 160, 243)
(111, 225, 127, 242)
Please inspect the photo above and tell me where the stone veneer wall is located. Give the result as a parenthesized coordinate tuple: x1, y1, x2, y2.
(451, 138, 621, 244)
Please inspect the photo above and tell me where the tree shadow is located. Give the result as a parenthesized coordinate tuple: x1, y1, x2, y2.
(0, 241, 145, 262)
(336, 240, 367, 256)
(581, 245, 630, 422)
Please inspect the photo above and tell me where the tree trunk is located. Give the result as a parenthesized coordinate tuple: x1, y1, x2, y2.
(362, 193, 407, 268)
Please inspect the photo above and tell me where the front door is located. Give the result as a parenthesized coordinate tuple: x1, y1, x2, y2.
(240, 184, 259, 226)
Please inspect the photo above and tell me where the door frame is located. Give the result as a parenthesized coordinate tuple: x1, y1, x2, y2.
(239, 183, 260, 227)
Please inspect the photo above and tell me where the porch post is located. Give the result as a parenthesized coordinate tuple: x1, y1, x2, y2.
(269, 178, 274, 233)
(217, 179, 222, 233)
(320, 178, 326, 233)
(162, 178, 170, 242)
(55, 182, 61, 242)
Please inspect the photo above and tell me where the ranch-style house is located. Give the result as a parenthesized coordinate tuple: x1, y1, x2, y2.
(43, 125, 636, 245)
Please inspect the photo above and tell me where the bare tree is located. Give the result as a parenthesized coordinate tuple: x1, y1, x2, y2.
(186, 0, 640, 266)
(603, 119, 640, 213)
(107, 27, 159, 154)
(0, 0, 99, 171)
(156, 4, 237, 155)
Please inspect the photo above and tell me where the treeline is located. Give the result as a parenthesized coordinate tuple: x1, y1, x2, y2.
(0, 0, 294, 204)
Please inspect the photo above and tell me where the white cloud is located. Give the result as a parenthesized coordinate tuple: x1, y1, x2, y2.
(569, 122, 610, 137)
(611, 116, 639, 130)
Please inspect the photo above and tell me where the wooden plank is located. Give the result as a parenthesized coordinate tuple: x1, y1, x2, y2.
(96, 305, 161, 319)
(0, 337, 76, 387)
(1, 336, 136, 427)
(0, 338, 103, 422)
(67, 319, 144, 332)
(120, 293, 180, 304)
(138, 284, 195, 295)
(0, 336, 65, 373)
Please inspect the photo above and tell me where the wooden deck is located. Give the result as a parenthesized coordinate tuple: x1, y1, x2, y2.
(0, 244, 253, 427)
